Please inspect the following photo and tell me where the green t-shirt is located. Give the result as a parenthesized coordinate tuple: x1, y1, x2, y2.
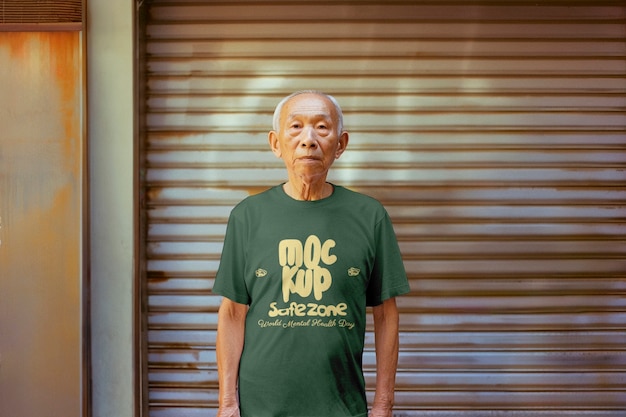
(213, 184, 410, 417)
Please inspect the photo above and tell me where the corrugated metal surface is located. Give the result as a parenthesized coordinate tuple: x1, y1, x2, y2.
(0, 0, 82, 23)
(0, 31, 86, 417)
(141, 1, 626, 416)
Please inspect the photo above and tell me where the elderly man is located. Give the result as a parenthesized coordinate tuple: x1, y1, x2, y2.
(213, 90, 410, 417)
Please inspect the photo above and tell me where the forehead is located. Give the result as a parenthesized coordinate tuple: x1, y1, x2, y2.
(281, 94, 336, 121)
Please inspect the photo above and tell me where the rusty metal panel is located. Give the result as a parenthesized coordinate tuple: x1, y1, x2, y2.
(141, 1, 626, 416)
(0, 32, 86, 416)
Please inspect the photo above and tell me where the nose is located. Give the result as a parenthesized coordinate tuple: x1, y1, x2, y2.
(300, 127, 318, 148)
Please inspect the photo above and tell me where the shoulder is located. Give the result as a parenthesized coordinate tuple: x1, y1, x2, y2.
(333, 185, 386, 210)
(229, 185, 282, 217)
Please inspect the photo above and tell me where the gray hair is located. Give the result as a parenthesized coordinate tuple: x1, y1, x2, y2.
(272, 90, 344, 133)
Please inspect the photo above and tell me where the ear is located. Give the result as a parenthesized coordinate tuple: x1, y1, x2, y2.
(268, 130, 281, 158)
(335, 131, 349, 159)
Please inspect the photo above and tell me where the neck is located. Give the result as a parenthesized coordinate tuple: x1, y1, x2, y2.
(283, 179, 332, 201)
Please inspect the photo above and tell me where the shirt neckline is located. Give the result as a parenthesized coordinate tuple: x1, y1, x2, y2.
(276, 183, 338, 206)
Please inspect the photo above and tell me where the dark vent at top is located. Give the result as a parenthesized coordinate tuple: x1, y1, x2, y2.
(1, 0, 82, 24)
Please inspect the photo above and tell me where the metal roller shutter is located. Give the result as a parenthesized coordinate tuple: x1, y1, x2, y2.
(140, 1, 626, 416)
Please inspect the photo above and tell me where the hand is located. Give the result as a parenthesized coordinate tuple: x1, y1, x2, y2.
(216, 404, 241, 417)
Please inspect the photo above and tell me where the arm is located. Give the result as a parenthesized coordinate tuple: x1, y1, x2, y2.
(370, 297, 400, 417)
(216, 297, 248, 417)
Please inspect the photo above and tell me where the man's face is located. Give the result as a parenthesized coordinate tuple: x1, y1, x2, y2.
(269, 93, 348, 182)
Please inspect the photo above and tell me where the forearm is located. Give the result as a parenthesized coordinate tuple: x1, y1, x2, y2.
(371, 297, 400, 416)
(216, 298, 247, 408)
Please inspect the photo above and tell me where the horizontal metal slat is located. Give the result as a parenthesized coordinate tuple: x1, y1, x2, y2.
(146, 149, 626, 167)
(146, 329, 626, 350)
(146, 387, 626, 408)
(146, 132, 626, 148)
(145, 310, 626, 332)
(146, 258, 626, 276)
(395, 222, 626, 238)
(146, 204, 626, 222)
(147, 76, 626, 96)
(397, 312, 626, 331)
(145, 186, 626, 205)
(147, 57, 626, 76)
(146, 112, 626, 131)
(403, 259, 626, 276)
(147, 94, 626, 113)
(146, 277, 626, 297)
(147, 240, 626, 259)
(147, 293, 626, 313)
(146, 221, 626, 241)
(146, 39, 626, 58)
(146, 22, 626, 40)
(149, 3, 626, 22)
(146, 167, 625, 184)
(147, 368, 626, 391)
(146, 348, 626, 371)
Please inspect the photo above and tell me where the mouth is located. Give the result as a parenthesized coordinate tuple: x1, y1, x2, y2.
(297, 154, 321, 160)
(297, 156, 320, 163)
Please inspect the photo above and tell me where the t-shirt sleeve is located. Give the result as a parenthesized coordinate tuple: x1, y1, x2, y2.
(366, 210, 411, 306)
(212, 209, 251, 305)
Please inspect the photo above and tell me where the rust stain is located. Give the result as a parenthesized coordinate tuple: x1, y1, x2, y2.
(49, 32, 81, 167)
(2, 32, 81, 174)
(49, 32, 81, 177)
(5, 31, 30, 60)
(0, 32, 81, 216)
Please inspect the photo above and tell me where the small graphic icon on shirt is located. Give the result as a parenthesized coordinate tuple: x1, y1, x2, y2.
(255, 268, 268, 278)
(348, 267, 360, 277)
